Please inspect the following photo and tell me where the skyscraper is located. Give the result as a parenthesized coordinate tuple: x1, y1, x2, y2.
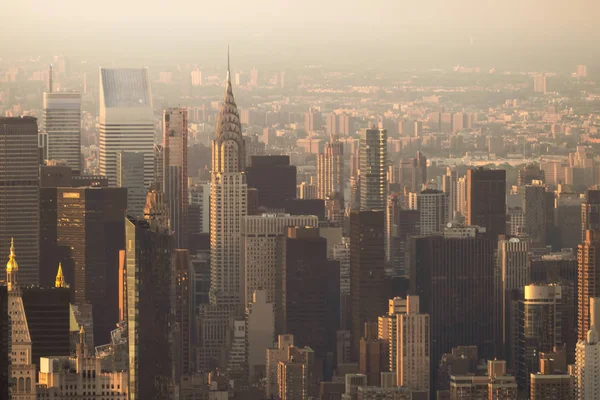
(409, 226, 501, 391)
(573, 297, 600, 400)
(280, 227, 340, 360)
(172, 249, 192, 376)
(241, 213, 318, 307)
(397, 295, 430, 396)
(99, 68, 154, 187)
(581, 190, 600, 243)
(116, 151, 146, 217)
(246, 156, 296, 211)
(360, 128, 387, 211)
(246, 290, 275, 382)
(56, 186, 127, 345)
(578, 230, 600, 341)
(533, 74, 547, 94)
(523, 181, 548, 246)
(517, 284, 562, 391)
(467, 167, 506, 238)
(350, 210, 387, 361)
(43, 91, 82, 174)
(317, 137, 344, 203)
(210, 58, 247, 309)
(0, 117, 40, 286)
(498, 236, 531, 361)
(125, 205, 173, 400)
(21, 283, 70, 369)
(408, 189, 446, 235)
(163, 108, 188, 248)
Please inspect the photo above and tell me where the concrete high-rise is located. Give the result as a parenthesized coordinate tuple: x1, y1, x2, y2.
(210, 60, 247, 308)
(573, 297, 600, 400)
(241, 213, 318, 307)
(498, 236, 530, 361)
(350, 210, 387, 361)
(408, 189, 446, 235)
(317, 137, 344, 205)
(99, 68, 154, 187)
(396, 295, 430, 396)
(0, 286, 7, 399)
(581, 190, 600, 243)
(360, 128, 387, 211)
(0, 117, 40, 286)
(467, 167, 506, 238)
(359, 322, 387, 386)
(246, 290, 275, 382)
(163, 108, 188, 248)
(533, 74, 547, 94)
(578, 230, 600, 341)
(43, 92, 81, 174)
(5, 239, 37, 400)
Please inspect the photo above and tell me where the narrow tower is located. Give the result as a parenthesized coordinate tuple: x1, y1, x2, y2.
(210, 52, 247, 308)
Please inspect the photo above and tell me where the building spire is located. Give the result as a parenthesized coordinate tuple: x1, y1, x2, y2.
(55, 263, 67, 288)
(6, 238, 18, 291)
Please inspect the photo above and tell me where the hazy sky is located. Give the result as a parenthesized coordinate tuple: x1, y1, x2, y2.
(3, 0, 599, 68)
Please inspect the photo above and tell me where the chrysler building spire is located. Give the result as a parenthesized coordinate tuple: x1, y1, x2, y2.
(212, 50, 245, 173)
(209, 52, 248, 309)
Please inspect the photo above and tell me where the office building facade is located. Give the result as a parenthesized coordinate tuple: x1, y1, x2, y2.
(99, 68, 154, 187)
(350, 210, 387, 361)
(43, 92, 81, 174)
(467, 167, 506, 238)
(0, 117, 40, 286)
(163, 108, 188, 248)
(125, 214, 173, 400)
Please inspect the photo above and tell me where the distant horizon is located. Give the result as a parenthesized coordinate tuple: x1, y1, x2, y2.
(2, 0, 599, 72)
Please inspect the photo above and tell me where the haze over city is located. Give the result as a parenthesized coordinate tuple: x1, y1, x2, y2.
(2, 1, 600, 399)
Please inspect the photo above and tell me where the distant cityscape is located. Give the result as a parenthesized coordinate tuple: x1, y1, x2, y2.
(0, 44, 600, 400)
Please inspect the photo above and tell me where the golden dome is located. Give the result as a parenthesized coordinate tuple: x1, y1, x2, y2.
(6, 238, 17, 272)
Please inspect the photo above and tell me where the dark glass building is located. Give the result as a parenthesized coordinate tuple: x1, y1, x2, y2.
(283, 199, 325, 221)
(56, 186, 127, 345)
(246, 155, 296, 211)
(350, 210, 387, 361)
(280, 226, 339, 364)
(0, 117, 40, 286)
(125, 214, 173, 400)
(409, 230, 501, 392)
(21, 286, 70, 368)
(467, 167, 506, 238)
